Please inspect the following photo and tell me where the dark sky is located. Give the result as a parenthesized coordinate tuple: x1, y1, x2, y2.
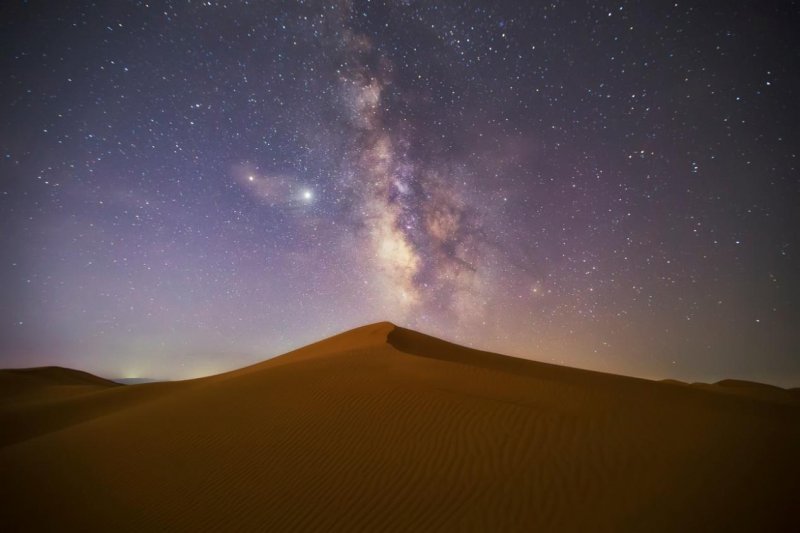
(1, 1, 798, 385)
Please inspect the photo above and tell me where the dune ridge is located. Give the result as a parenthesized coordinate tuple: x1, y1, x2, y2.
(0, 366, 121, 410)
(1, 322, 798, 532)
(0, 365, 119, 396)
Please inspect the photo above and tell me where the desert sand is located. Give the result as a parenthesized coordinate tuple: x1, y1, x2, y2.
(1, 322, 798, 531)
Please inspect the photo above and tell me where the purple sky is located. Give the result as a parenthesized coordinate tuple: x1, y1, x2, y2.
(1, 1, 798, 385)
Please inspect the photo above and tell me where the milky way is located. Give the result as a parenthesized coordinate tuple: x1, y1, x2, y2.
(1, 1, 798, 385)
(335, 25, 487, 323)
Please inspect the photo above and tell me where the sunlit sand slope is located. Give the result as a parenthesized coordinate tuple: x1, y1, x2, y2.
(1, 322, 798, 531)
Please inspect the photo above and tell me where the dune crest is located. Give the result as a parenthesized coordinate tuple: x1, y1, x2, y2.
(1, 323, 798, 532)
(0, 366, 120, 405)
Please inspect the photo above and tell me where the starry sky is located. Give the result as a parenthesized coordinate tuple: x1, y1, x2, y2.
(1, 1, 798, 385)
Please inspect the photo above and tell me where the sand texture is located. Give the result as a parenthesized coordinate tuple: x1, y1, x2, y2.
(1, 322, 798, 531)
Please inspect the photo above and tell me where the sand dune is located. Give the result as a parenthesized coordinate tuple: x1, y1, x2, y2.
(1, 322, 798, 531)
(1, 366, 118, 394)
(0, 366, 120, 410)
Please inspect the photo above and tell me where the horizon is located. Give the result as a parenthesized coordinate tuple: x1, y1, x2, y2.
(3, 320, 798, 388)
(2, 2, 798, 388)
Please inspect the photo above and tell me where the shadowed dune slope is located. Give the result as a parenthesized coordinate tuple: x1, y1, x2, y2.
(1, 322, 798, 532)
(0, 366, 119, 391)
(0, 366, 120, 405)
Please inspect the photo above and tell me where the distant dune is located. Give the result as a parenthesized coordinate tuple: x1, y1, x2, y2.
(0, 366, 120, 405)
(1, 322, 798, 531)
(113, 377, 163, 385)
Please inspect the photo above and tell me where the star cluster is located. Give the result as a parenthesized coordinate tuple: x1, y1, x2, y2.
(1, 1, 798, 384)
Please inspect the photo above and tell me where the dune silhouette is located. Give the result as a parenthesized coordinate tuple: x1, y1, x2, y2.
(1, 322, 798, 531)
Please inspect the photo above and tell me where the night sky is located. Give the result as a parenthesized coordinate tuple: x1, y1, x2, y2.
(1, 1, 798, 385)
